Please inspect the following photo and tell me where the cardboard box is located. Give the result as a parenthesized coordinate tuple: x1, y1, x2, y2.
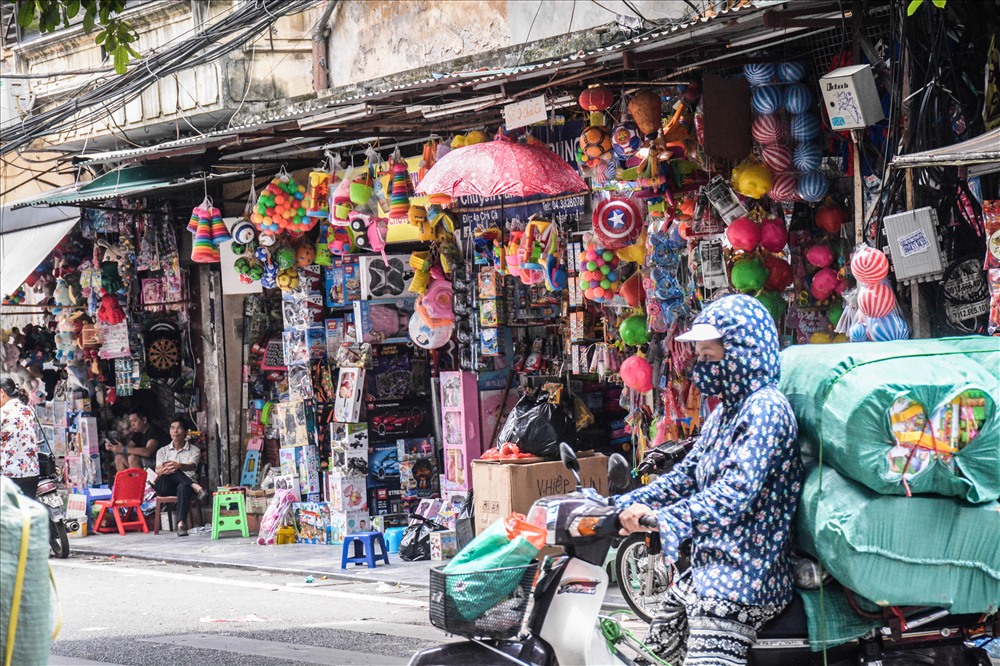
(471, 455, 608, 534)
(327, 472, 368, 513)
(430, 530, 457, 561)
(329, 509, 371, 544)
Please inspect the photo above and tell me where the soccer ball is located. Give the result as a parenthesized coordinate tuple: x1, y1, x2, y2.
(579, 125, 612, 160)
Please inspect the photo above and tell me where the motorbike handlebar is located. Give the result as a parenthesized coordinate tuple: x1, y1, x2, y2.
(638, 515, 659, 529)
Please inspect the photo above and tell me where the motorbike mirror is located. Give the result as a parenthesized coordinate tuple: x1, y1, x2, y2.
(607, 453, 631, 493)
(559, 442, 582, 490)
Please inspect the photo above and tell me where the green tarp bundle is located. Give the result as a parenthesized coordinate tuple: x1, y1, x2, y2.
(781, 336, 1000, 503)
(0, 478, 55, 665)
(797, 465, 1000, 615)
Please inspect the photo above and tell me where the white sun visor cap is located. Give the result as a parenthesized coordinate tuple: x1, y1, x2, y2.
(675, 323, 723, 342)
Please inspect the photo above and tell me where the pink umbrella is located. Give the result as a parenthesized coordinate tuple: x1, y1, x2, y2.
(414, 140, 587, 199)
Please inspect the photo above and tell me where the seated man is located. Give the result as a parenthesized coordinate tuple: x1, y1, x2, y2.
(106, 407, 167, 472)
(153, 415, 207, 537)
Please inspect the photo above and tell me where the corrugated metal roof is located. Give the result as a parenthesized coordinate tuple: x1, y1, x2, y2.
(891, 127, 1000, 169)
(36, 166, 251, 206)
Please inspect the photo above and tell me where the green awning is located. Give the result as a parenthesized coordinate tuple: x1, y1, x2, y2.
(42, 166, 250, 206)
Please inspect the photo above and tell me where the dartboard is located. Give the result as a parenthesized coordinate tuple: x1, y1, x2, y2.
(147, 338, 180, 372)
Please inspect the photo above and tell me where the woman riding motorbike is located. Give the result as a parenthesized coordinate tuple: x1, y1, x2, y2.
(617, 295, 803, 666)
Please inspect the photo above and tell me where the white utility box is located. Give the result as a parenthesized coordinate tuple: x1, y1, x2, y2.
(882, 207, 945, 284)
(819, 64, 884, 130)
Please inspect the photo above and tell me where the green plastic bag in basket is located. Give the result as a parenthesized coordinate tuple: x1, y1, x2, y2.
(441, 513, 543, 622)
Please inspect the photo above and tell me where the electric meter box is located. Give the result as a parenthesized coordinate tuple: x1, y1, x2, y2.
(882, 207, 945, 284)
(819, 64, 884, 130)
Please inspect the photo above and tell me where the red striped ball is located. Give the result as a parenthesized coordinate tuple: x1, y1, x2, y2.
(761, 144, 792, 173)
(857, 282, 896, 318)
(769, 173, 798, 202)
(851, 246, 890, 284)
(752, 114, 785, 145)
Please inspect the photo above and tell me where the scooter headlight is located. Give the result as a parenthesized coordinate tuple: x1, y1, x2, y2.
(568, 516, 601, 537)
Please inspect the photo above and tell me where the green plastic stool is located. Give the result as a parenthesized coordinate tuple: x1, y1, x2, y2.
(211, 487, 249, 539)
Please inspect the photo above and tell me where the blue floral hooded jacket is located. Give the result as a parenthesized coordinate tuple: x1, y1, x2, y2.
(617, 294, 802, 608)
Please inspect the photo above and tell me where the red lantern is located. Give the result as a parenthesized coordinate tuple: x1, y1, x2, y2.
(759, 217, 788, 253)
(579, 86, 614, 113)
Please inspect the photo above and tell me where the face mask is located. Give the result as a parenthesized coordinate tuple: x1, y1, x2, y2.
(691, 360, 725, 397)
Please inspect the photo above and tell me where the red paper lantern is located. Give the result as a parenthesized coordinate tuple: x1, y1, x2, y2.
(579, 86, 615, 113)
(810, 268, 840, 301)
(815, 199, 846, 235)
(805, 244, 835, 269)
(726, 216, 761, 252)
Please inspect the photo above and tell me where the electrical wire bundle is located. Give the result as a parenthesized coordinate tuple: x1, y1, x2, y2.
(0, 0, 319, 157)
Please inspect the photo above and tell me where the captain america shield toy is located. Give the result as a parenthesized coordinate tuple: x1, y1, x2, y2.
(592, 197, 643, 249)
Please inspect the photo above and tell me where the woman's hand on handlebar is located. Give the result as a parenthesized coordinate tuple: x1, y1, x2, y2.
(619, 503, 658, 536)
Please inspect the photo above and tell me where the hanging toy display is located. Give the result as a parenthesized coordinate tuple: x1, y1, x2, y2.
(304, 170, 332, 220)
(618, 313, 649, 346)
(187, 197, 230, 263)
(592, 197, 643, 249)
(251, 171, 311, 235)
(578, 239, 622, 303)
(620, 354, 653, 392)
(388, 158, 412, 222)
(628, 90, 663, 139)
(730, 156, 773, 200)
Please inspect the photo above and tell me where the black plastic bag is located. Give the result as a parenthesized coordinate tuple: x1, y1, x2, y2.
(455, 491, 475, 551)
(497, 389, 576, 459)
(398, 517, 442, 562)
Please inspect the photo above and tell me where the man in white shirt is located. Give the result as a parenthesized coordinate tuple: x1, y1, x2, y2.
(153, 416, 207, 536)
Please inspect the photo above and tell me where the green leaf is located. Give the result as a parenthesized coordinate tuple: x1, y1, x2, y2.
(16, 1, 35, 29)
(113, 47, 127, 75)
(67, 0, 81, 19)
(95, 29, 107, 44)
(106, 35, 116, 51)
(99, 3, 110, 23)
(83, 10, 95, 33)
(931, 0, 946, 7)
(126, 44, 139, 59)
(907, 0, 924, 15)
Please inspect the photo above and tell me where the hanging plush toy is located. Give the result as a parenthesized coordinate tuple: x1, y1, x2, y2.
(96, 289, 126, 325)
(96, 240, 126, 293)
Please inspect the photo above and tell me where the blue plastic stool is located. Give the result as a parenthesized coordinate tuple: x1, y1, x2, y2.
(383, 527, 406, 554)
(341, 531, 390, 569)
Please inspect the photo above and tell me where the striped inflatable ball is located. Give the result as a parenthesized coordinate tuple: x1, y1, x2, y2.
(796, 171, 829, 203)
(751, 114, 785, 145)
(784, 84, 814, 114)
(868, 312, 910, 341)
(761, 144, 792, 173)
(778, 61, 807, 83)
(857, 283, 896, 319)
(790, 113, 821, 141)
(769, 173, 799, 202)
(751, 85, 784, 115)
(850, 246, 890, 284)
(849, 322, 869, 342)
(611, 122, 642, 159)
(744, 63, 776, 86)
(793, 143, 823, 172)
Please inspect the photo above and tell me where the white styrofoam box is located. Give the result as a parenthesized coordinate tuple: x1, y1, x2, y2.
(819, 64, 885, 130)
(882, 207, 945, 283)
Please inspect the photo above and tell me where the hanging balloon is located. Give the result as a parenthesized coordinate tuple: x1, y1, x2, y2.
(759, 217, 788, 253)
(620, 355, 653, 392)
(751, 114, 786, 145)
(857, 283, 896, 318)
(743, 63, 776, 86)
(850, 246, 890, 284)
(778, 61, 807, 83)
(810, 267, 840, 301)
(751, 85, 784, 115)
(579, 125, 613, 160)
(805, 244, 835, 269)
(731, 157, 774, 199)
(793, 143, 823, 172)
(784, 84, 814, 114)
(618, 314, 649, 346)
(408, 311, 453, 349)
(730, 258, 768, 293)
(756, 291, 786, 324)
(769, 173, 799, 202)
(828, 300, 844, 327)
(726, 216, 761, 252)
(790, 113, 821, 141)
(611, 121, 643, 158)
(868, 312, 910, 341)
(815, 199, 846, 234)
(797, 171, 829, 203)
(593, 198, 643, 249)
(763, 254, 794, 291)
(849, 322, 869, 343)
(760, 144, 792, 173)
(628, 90, 664, 138)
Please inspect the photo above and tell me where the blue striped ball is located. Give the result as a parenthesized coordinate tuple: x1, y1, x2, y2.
(778, 61, 807, 83)
(744, 63, 776, 86)
(868, 312, 910, 341)
(797, 171, 829, 203)
(793, 143, 823, 172)
(790, 113, 821, 141)
(751, 85, 784, 115)
(849, 322, 869, 342)
(784, 84, 814, 114)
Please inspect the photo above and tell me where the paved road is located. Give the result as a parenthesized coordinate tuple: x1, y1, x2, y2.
(49, 556, 441, 665)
